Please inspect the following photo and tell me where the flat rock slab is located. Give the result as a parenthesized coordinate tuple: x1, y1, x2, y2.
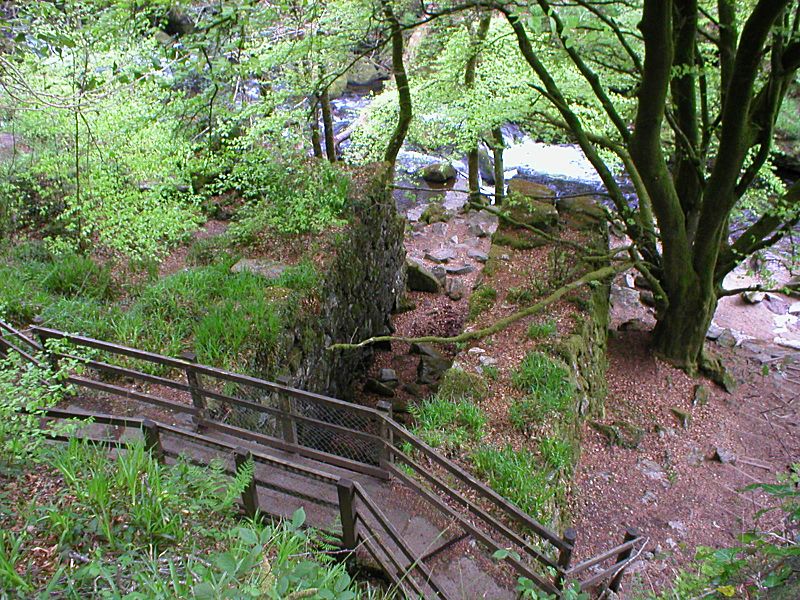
(425, 248, 457, 263)
(231, 259, 290, 280)
(445, 264, 475, 275)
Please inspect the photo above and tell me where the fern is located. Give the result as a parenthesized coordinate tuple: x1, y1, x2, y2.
(222, 455, 255, 509)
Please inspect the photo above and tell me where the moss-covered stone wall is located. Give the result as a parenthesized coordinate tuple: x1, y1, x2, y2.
(257, 164, 406, 401)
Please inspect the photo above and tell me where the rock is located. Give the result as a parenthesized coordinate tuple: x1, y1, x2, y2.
(507, 178, 555, 200)
(619, 318, 649, 332)
(610, 285, 642, 310)
(478, 355, 498, 367)
(774, 314, 798, 328)
(364, 378, 395, 398)
(775, 337, 800, 350)
(420, 203, 448, 224)
(706, 323, 724, 340)
(686, 446, 705, 466)
(670, 407, 691, 429)
(425, 248, 456, 263)
(712, 447, 737, 464)
(556, 195, 606, 227)
(419, 162, 457, 183)
(765, 294, 789, 315)
(446, 278, 467, 301)
(430, 222, 448, 236)
(445, 264, 474, 276)
(634, 275, 652, 290)
(467, 249, 489, 263)
(449, 236, 459, 244)
(478, 145, 495, 184)
(410, 342, 444, 359)
(379, 368, 398, 383)
(406, 259, 441, 293)
(641, 490, 658, 505)
(347, 57, 389, 86)
(505, 198, 559, 230)
(417, 355, 452, 385)
(692, 384, 710, 407)
(638, 459, 667, 482)
(640, 290, 657, 307)
(789, 302, 800, 315)
(401, 382, 423, 399)
(431, 265, 447, 286)
(467, 347, 486, 355)
(741, 290, 766, 304)
(231, 259, 290, 280)
(716, 328, 738, 348)
(668, 521, 688, 536)
(466, 210, 499, 238)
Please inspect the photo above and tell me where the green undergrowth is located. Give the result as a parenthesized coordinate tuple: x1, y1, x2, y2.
(0, 242, 318, 372)
(468, 286, 498, 320)
(0, 355, 376, 598)
(509, 351, 575, 431)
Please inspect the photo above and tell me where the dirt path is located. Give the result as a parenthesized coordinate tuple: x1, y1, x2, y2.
(572, 274, 800, 597)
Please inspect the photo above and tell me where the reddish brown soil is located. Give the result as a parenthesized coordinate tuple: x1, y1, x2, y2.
(572, 291, 800, 597)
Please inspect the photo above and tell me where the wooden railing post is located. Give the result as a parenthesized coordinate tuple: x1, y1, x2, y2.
(180, 351, 206, 430)
(555, 528, 577, 590)
(337, 478, 357, 553)
(376, 400, 393, 467)
(234, 447, 259, 519)
(142, 419, 163, 462)
(276, 376, 297, 448)
(608, 527, 639, 593)
(32, 316, 58, 371)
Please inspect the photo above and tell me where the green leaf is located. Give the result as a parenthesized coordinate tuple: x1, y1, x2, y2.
(290, 507, 306, 530)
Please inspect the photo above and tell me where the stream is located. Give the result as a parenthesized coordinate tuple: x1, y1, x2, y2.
(329, 87, 610, 219)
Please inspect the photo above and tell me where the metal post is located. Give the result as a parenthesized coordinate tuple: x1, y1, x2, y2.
(234, 447, 259, 519)
(376, 400, 393, 467)
(142, 419, 163, 462)
(555, 528, 577, 590)
(337, 478, 357, 552)
(608, 527, 639, 593)
(180, 351, 206, 430)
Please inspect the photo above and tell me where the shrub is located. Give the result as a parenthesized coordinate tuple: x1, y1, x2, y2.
(507, 286, 534, 305)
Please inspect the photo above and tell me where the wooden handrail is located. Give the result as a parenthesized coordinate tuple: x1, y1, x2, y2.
(5, 322, 646, 597)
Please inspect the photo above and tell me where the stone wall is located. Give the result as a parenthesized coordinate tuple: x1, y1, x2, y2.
(258, 164, 406, 401)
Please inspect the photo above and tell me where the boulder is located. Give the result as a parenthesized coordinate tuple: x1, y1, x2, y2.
(406, 259, 441, 293)
(507, 178, 555, 200)
(419, 162, 457, 183)
(446, 278, 467, 301)
(505, 198, 559, 230)
(410, 343, 444, 360)
(556, 195, 606, 228)
(379, 368, 398, 383)
(417, 355, 452, 385)
(364, 378, 396, 398)
(347, 57, 389, 86)
(231, 259, 290, 280)
(420, 203, 448, 224)
(478, 145, 495, 184)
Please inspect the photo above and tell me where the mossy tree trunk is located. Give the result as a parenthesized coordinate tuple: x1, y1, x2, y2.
(382, 0, 412, 171)
(492, 0, 800, 373)
(320, 89, 336, 162)
(465, 12, 491, 204)
(491, 126, 504, 204)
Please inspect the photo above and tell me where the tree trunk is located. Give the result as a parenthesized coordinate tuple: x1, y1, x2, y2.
(492, 127, 504, 204)
(321, 90, 336, 162)
(465, 13, 492, 204)
(652, 275, 717, 373)
(382, 0, 412, 171)
(310, 95, 323, 158)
